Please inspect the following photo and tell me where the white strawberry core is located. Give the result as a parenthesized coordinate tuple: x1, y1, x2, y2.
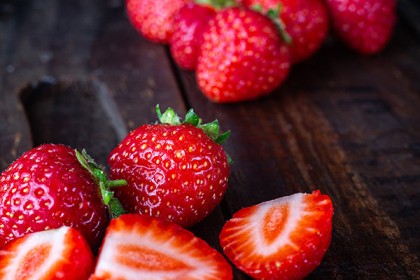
(248, 193, 305, 256)
(94, 229, 220, 279)
(2, 227, 68, 280)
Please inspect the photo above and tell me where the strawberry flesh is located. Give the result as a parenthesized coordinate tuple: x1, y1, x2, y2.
(90, 214, 232, 280)
(220, 190, 333, 279)
(0, 226, 94, 279)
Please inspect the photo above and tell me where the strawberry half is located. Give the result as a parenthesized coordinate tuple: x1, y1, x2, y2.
(0, 226, 94, 279)
(219, 190, 333, 279)
(108, 105, 231, 227)
(90, 214, 232, 280)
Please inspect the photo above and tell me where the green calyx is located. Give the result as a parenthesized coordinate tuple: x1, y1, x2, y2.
(251, 3, 292, 45)
(156, 105, 231, 145)
(75, 149, 127, 219)
(194, 0, 239, 10)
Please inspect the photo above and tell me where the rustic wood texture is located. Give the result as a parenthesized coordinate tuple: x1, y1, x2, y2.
(1, 0, 419, 279)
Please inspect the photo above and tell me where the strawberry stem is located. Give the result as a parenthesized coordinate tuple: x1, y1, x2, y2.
(251, 3, 292, 45)
(195, 0, 239, 10)
(75, 149, 127, 219)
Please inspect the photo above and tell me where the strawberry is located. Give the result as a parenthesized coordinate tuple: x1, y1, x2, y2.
(0, 144, 126, 250)
(325, 0, 396, 54)
(0, 226, 94, 279)
(169, 2, 217, 70)
(108, 105, 231, 227)
(242, 0, 329, 63)
(90, 214, 232, 280)
(125, 0, 190, 43)
(196, 7, 291, 103)
(219, 190, 333, 279)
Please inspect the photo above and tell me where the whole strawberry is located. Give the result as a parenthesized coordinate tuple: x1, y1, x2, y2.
(170, 2, 217, 70)
(126, 0, 190, 43)
(0, 144, 126, 250)
(242, 0, 329, 63)
(108, 105, 231, 227)
(196, 7, 291, 103)
(325, 0, 396, 54)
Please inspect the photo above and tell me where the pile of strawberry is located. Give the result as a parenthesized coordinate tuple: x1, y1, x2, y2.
(0, 106, 334, 279)
(126, 0, 396, 103)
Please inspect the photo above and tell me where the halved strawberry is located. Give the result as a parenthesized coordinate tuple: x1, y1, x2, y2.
(90, 214, 232, 280)
(219, 190, 333, 279)
(0, 226, 94, 279)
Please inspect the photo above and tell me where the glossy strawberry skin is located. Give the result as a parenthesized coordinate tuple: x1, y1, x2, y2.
(0, 226, 94, 279)
(220, 190, 333, 279)
(126, 0, 190, 43)
(0, 144, 109, 251)
(196, 7, 291, 103)
(108, 124, 230, 227)
(325, 0, 396, 54)
(170, 3, 217, 70)
(242, 0, 329, 63)
(90, 214, 232, 280)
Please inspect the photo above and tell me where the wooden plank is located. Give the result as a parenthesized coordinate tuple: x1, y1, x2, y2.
(89, 2, 187, 130)
(176, 1, 420, 279)
(0, 0, 419, 279)
(0, 0, 231, 271)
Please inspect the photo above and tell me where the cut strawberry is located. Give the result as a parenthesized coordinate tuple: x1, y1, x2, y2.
(90, 214, 232, 280)
(219, 190, 333, 279)
(0, 226, 94, 279)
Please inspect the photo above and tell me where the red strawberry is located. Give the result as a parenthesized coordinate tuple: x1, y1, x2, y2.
(219, 190, 333, 279)
(126, 0, 190, 43)
(196, 7, 291, 103)
(0, 144, 126, 250)
(242, 0, 329, 63)
(90, 214, 232, 280)
(108, 105, 230, 227)
(325, 0, 396, 54)
(170, 3, 217, 70)
(0, 226, 94, 279)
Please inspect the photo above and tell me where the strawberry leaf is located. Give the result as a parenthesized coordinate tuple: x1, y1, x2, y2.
(156, 104, 231, 143)
(184, 109, 202, 126)
(156, 104, 181, 125)
(156, 104, 232, 164)
(195, 0, 239, 10)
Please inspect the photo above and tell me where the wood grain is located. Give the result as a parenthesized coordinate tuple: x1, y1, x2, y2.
(0, 0, 419, 278)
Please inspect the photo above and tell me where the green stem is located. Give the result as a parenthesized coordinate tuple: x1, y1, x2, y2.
(75, 149, 127, 218)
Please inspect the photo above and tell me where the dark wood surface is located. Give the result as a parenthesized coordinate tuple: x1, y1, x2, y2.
(1, 0, 419, 278)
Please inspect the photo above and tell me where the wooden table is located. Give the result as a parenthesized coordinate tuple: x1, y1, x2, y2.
(1, 0, 419, 278)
